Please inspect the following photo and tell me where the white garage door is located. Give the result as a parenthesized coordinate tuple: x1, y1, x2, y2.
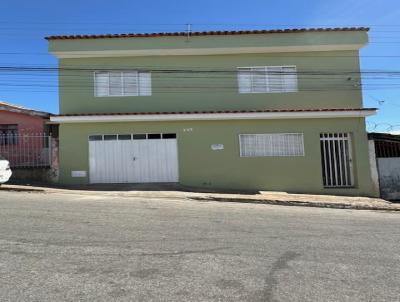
(88, 133, 179, 184)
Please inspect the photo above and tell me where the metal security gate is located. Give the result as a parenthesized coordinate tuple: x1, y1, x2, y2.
(88, 133, 179, 184)
(320, 133, 354, 187)
(0, 133, 51, 168)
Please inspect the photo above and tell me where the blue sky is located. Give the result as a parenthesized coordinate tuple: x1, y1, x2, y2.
(1, 0, 399, 132)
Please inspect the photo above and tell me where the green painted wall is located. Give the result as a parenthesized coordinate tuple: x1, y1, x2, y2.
(58, 50, 363, 114)
(58, 117, 376, 197)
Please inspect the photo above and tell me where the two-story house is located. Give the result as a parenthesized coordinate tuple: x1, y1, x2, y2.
(47, 27, 377, 196)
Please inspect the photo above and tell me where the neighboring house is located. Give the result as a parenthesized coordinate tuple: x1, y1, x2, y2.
(0, 101, 50, 136)
(0, 101, 52, 167)
(47, 27, 377, 196)
(368, 132, 400, 200)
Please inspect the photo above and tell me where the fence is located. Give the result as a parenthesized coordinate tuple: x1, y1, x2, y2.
(374, 140, 400, 158)
(0, 133, 51, 168)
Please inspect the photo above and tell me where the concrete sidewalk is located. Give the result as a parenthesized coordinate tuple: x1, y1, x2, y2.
(1, 183, 399, 212)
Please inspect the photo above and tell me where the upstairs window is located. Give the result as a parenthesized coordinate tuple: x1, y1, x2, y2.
(237, 66, 298, 94)
(94, 71, 152, 97)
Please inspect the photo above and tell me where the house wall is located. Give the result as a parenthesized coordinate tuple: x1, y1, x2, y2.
(0, 110, 46, 134)
(0, 111, 49, 167)
(377, 157, 400, 200)
(58, 50, 363, 114)
(57, 117, 375, 196)
(376, 158, 400, 200)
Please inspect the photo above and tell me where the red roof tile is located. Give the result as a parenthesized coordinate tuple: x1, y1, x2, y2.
(45, 27, 369, 40)
(0, 101, 50, 117)
(55, 108, 376, 117)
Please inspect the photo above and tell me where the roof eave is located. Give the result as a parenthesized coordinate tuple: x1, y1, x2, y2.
(45, 27, 370, 41)
(50, 108, 377, 123)
(0, 105, 50, 118)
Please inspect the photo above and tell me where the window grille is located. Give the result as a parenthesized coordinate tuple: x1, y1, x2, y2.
(239, 133, 304, 157)
(320, 133, 354, 187)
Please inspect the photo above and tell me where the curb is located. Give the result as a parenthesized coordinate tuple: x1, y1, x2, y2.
(2, 185, 398, 212)
(189, 197, 400, 212)
(0, 186, 45, 193)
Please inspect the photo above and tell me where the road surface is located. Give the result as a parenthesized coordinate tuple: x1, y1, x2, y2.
(0, 191, 399, 301)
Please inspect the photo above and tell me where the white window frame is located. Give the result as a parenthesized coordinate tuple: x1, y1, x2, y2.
(239, 133, 305, 157)
(94, 70, 151, 97)
(88, 133, 178, 141)
(237, 65, 298, 94)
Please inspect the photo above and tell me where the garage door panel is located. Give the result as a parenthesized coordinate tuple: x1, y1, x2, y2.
(89, 135, 179, 184)
(165, 140, 179, 182)
(147, 140, 162, 182)
(120, 140, 133, 183)
(133, 140, 149, 183)
(105, 141, 119, 183)
(89, 141, 108, 184)
(88, 141, 98, 183)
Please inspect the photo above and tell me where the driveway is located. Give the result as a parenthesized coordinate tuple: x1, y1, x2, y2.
(0, 191, 399, 301)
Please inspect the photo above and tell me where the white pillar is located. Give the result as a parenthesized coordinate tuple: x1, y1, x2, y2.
(368, 140, 380, 197)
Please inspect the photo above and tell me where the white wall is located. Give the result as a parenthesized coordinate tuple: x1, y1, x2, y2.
(377, 157, 400, 200)
(368, 140, 380, 197)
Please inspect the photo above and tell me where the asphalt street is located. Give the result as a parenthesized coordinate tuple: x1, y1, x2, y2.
(0, 191, 399, 302)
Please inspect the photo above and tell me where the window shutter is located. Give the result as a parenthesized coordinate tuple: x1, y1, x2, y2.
(109, 72, 123, 96)
(253, 67, 269, 93)
(282, 66, 298, 92)
(123, 71, 139, 96)
(139, 72, 152, 96)
(267, 66, 284, 92)
(95, 72, 109, 96)
(237, 69, 252, 93)
(237, 66, 298, 94)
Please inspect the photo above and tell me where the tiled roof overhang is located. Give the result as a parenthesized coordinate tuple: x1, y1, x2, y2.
(0, 101, 50, 118)
(55, 108, 375, 117)
(50, 108, 377, 123)
(45, 27, 369, 40)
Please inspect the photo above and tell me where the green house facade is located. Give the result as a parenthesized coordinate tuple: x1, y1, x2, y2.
(48, 28, 378, 196)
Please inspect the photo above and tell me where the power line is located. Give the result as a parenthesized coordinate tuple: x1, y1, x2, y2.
(1, 21, 400, 27)
(2, 65, 400, 73)
(0, 83, 398, 91)
(3, 53, 400, 58)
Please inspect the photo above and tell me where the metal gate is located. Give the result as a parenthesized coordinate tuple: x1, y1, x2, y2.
(0, 134, 51, 168)
(88, 133, 179, 184)
(320, 133, 354, 187)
